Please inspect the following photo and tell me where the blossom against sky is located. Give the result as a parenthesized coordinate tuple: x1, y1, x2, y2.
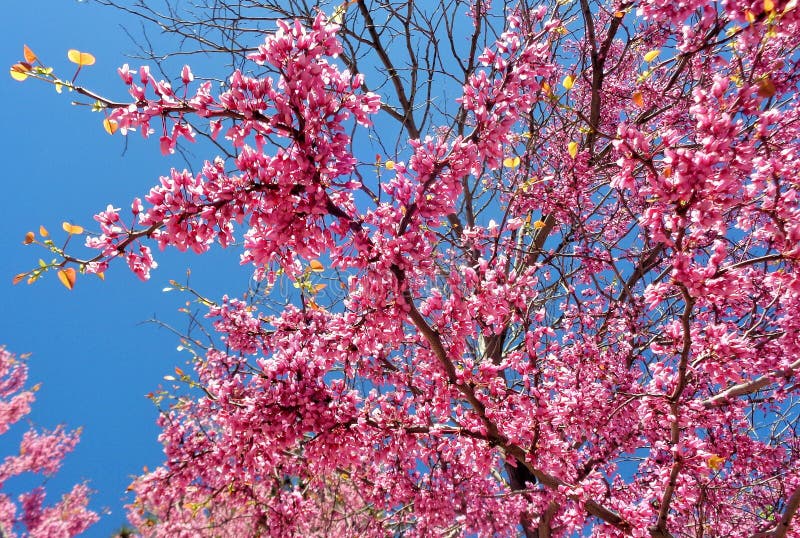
(3, 2, 251, 535)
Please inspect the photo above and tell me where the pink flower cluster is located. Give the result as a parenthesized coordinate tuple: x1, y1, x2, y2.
(0, 347, 97, 537)
(85, 14, 380, 280)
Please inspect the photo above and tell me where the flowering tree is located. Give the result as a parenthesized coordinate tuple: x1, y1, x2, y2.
(0, 347, 97, 537)
(10, 0, 800, 535)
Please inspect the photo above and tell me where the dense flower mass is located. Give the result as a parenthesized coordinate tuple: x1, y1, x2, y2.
(12, 0, 800, 535)
(0, 347, 97, 537)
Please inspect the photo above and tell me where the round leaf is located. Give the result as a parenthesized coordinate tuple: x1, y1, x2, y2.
(10, 63, 29, 82)
(57, 268, 77, 290)
(707, 455, 725, 471)
(103, 118, 119, 135)
(67, 49, 96, 67)
(62, 222, 84, 235)
(643, 49, 660, 63)
(568, 141, 579, 158)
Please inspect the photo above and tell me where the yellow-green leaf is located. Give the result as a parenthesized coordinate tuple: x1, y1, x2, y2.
(330, 0, 352, 24)
(637, 69, 652, 84)
(533, 220, 546, 230)
(643, 49, 660, 63)
(57, 268, 77, 290)
(10, 63, 29, 81)
(562, 74, 575, 90)
(503, 156, 521, 168)
(568, 141, 579, 158)
(67, 49, 95, 67)
(384, 160, 395, 170)
(764, 0, 775, 12)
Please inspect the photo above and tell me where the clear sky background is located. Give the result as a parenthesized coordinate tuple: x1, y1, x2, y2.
(2, 2, 254, 535)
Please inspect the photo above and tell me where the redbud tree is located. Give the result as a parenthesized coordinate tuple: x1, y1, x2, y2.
(0, 347, 97, 537)
(10, 0, 800, 535)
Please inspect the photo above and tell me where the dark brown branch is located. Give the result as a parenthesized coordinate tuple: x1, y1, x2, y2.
(355, 0, 420, 139)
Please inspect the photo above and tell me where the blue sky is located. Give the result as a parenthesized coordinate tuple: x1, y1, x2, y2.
(2, 2, 254, 535)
